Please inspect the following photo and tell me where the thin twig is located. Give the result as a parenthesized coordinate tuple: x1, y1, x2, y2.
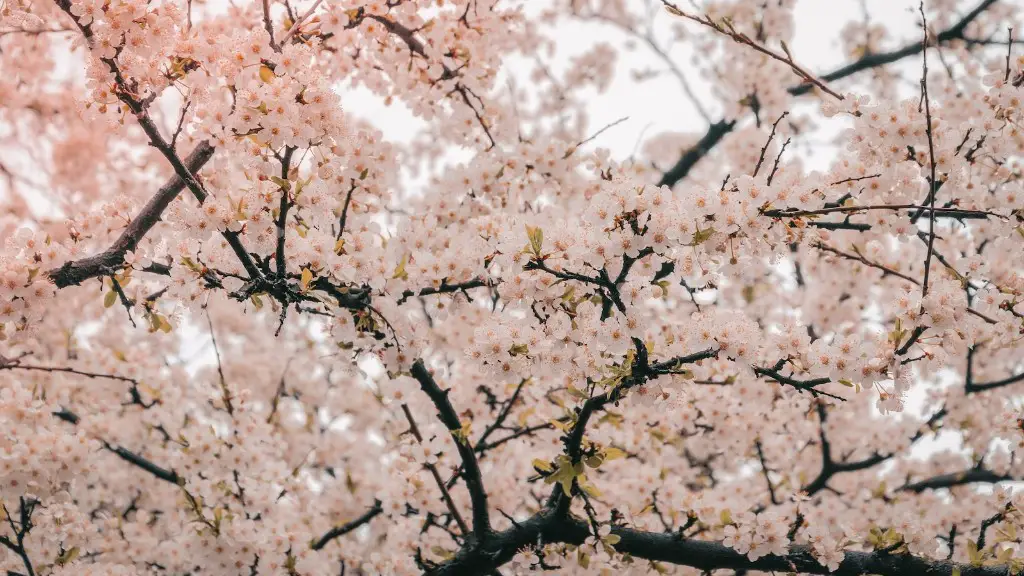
(277, 0, 323, 46)
(400, 403, 471, 536)
(763, 204, 1004, 219)
(564, 116, 629, 158)
(661, 1, 844, 100)
(754, 440, 780, 505)
(767, 137, 791, 186)
(310, 501, 384, 550)
(918, 2, 939, 299)
(1005, 27, 1014, 82)
(262, 0, 279, 51)
(577, 10, 711, 121)
(753, 112, 788, 177)
(206, 312, 234, 416)
(812, 242, 919, 284)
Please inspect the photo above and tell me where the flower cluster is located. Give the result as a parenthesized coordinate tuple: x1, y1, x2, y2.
(1, 0, 1023, 574)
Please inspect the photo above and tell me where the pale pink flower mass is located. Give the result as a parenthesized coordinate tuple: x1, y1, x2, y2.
(0, 0, 1023, 574)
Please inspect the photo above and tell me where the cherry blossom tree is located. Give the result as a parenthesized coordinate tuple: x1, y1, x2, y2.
(1, 0, 1023, 573)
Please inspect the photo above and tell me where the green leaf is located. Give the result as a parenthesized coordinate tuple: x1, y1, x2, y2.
(525, 225, 544, 256)
(269, 176, 290, 191)
(430, 546, 454, 560)
(508, 343, 530, 357)
(603, 447, 627, 461)
(544, 455, 583, 494)
(103, 289, 117, 308)
(55, 546, 80, 566)
(578, 549, 590, 569)
(741, 285, 755, 304)
(720, 509, 733, 526)
(452, 420, 472, 446)
(990, 546, 1014, 565)
(690, 226, 716, 246)
(580, 481, 602, 498)
(532, 458, 553, 473)
(967, 539, 983, 565)
(567, 384, 589, 400)
(392, 254, 409, 281)
(780, 39, 792, 58)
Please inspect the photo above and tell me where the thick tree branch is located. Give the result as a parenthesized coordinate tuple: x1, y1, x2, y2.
(900, 468, 1014, 493)
(428, 512, 1013, 576)
(966, 370, 1024, 393)
(47, 141, 215, 288)
(411, 360, 491, 538)
(55, 0, 264, 286)
(657, 120, 735, 188)
(102, 441, 183, 485)
(48, 404, 182, 485)
(545, 346, 719, 508)
(574, 520, 1011, 576)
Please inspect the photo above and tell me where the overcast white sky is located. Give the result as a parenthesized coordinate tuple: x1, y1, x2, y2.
(340, 0, 928, 172)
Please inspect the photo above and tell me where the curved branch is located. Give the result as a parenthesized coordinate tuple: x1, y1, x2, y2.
(411, 360, 492, 538)
(901, 468, 1014, 493)
(547, 346, 719, 509)
(429, 512, 1012, 576)
(966, 370, 1024, 393)
(310, 500, 383, 550)
(657, 120, 735, 188)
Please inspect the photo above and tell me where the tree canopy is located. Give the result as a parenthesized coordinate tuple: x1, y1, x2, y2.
(1, 0, 1023, 574)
